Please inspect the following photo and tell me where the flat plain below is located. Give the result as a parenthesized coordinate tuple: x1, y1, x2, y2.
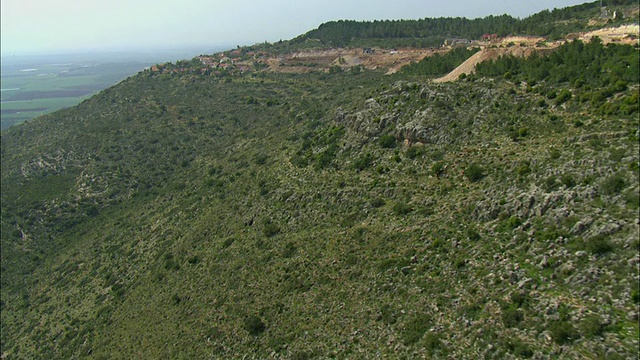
(0, 48, 219, 130)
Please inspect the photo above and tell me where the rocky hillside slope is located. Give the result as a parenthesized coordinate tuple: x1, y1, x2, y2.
(1, 2, 639, 359)
(2, 60, 638, 359)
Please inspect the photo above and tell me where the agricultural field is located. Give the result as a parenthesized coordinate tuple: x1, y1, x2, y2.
(0, 49, 216, 130)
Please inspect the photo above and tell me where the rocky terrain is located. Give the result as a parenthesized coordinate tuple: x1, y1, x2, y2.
(235, 24, 639, 81)
(1, 2, 638, 359)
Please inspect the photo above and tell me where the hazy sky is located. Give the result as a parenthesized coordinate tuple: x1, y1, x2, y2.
(1, 0, 590, 55)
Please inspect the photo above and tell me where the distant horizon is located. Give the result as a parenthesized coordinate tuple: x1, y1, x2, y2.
(0, 44, 233, 59)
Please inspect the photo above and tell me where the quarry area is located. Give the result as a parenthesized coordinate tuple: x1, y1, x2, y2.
(155, 24, 638, 82)
(263, 24, 640, 79)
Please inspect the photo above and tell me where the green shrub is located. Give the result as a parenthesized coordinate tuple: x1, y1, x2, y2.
(164, 254, 180, 271)
(466, 228, 481, 241)
(543, 175, 559, 192)
(290, 350, 314, 360)
(290, 154, 309, 168)
(429, 149, 445, 161)
(281, 242, 297, 258)
(580, 316, 605, 338)
(516, 162, 531, 177)
(555, 89, 572, 105)
(187, 255, 201, 264)
(511, 292, 530, 308)
(517, 127, 529, 138)
(464, 164, 485, 182)
(86, 205, 99, 217)
(504, 338, 533, 358)
(353, 153, 374, 171)
(172, 294, 182, 305)
(402, 314, 431, 345)
(254, 153, 269, 165)
(221, 237, 235, 249)
(371, 198, 386, 208)
(379, 134, 397, 148)
(406, 146, 423, 159)
(431, 162, 445, 177)
(608, 148, 626, 162)
(431, 238, 445, 249)
(380, 304, 400, 325)
(505, 216, 522, 230)
(586, 235, 613, 255)
(393, 201, 413, 215)
(329, 65, 343, 74)
(423, 332, 442, 353)
(502, 307, 524, 327)
(549, 320, 579, 345)
(588, 138, 604, 150)
(314, 148, 337, 169)
(263, 219, 281, 237)
(624, 190, 639, 210)
(244, 315, 266, 335)
(549, 148, 561, 160)
(375, 165, 390, 174)
(560, 173, 576, 188)
(601, 174, 626, 195)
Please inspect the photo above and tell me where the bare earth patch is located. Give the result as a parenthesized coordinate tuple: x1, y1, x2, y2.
(262, 48, 443, 74)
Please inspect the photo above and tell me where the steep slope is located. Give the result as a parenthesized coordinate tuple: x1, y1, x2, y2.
(433, 48, 516, 82)
(2, 62, 638, 358)
(435, 22, 639, 82)
(266, 0, 638, 51)
(578, 24, 640, 44)
(2, 2, 640, 358)
(434, 23, 640, 83)
(434, 46, 555, 82)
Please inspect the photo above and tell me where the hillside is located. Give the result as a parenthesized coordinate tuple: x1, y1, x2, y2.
(1, 2, 639, 359)
(432, 47, 537, 82)
(432, 23, 639, 83)
(262, 0, 638, 51)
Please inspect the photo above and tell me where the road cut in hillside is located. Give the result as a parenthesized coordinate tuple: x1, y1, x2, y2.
(434, 46, 539, 83)
(435, 24, 639, 83)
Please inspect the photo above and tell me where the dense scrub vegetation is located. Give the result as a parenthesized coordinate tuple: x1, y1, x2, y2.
(1, 1, 639, 358)
(258, 0, 639, 50)
(293, 15, 519, 48)
(475, 39, 639, 115)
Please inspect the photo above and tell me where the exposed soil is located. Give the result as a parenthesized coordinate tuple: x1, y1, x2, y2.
(435, 24, 639, 83)
(577, 24, 639, 44)
(261, 24, 639, 80)
(265, 48, 444, 74)
(434, 46, 543, 83)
